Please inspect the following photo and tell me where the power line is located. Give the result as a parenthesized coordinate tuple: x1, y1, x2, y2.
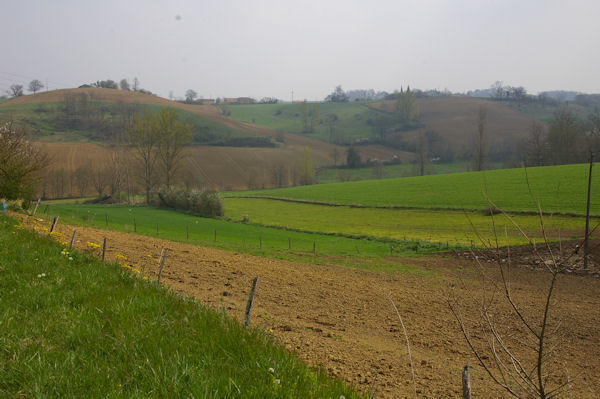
(0, 71, 75, 88)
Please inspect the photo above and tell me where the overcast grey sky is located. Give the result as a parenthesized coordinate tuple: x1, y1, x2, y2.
(1, 0, 599, 101)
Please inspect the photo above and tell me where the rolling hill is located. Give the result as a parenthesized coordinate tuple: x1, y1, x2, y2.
(1, 89, 406, 192)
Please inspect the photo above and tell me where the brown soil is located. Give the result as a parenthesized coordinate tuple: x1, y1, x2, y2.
(17, 214, 600, 398)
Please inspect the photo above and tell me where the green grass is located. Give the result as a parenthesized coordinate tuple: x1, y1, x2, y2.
(317, 162, 504, 183)
(229, 164, 600, 215)
(228, 102, 391, 143)
(38, 204, 450, 264)
(224, 198, 592, 246)
(0, 213, 365, 398)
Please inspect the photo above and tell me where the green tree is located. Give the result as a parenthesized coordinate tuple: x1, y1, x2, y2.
(346, 146, 361, 168)
(0, 121, 49, 200)
(185, 89, 198, 103)
(325, 85, 349, 102)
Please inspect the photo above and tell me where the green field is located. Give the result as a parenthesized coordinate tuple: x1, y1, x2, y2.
(316, 161, 505, 183)
(228, 102, 392, 144)
(39, 204, 449, 266)
(0, 213, 363, 398)
(230, 164, 600, 215)
(224, 198, 590, 246)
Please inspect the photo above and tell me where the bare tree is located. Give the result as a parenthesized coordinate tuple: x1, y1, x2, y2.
(270, 163, 288, 187)
(92, 167, 110, 197)
(185, 89, 198, 103)
(128, 112, 160, 203)
(132, 77, 140, 92)
(28, 79, 44, 94)
(471, 106, 488, 171)
(155, 108, 193, 188)
(414, 130, 430, 176)
(449, 185, 590, 398)
(523, 121, 547, 166)
(7, 84, 24, 97)
(73, 164, 92, 197)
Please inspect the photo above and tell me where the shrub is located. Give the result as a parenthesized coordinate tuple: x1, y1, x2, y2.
(152, 186, 224, 217)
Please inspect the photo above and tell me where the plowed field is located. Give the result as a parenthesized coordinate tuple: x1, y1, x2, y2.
(17, 214, 600, 398)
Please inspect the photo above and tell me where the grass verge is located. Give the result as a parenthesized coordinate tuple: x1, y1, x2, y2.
(0, 213, 364, 398)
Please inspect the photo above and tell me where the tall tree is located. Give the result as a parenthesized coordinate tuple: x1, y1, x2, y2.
(414, 130, 430, 176)
(28, 79, 44, 94)
(299, 146, 314, 185)
(155, 108, 193, 188)
(325, 85, 349, 102)
(547, 106, 581, 165)
(132, 77, 140, 91)
(395, 88, 419, 125)
(128, 112, 160, 203)
(471, 106, 488, 171)
(523, 121, 547, 166)
(346, 146, 361, 168)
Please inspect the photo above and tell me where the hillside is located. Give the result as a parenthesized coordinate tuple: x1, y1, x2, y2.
(371, 96, 539, 156)
(2, 89, 406, 191)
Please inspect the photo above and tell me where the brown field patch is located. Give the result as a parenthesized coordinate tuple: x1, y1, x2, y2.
(18, 213, 600, 398)
(372, 97, 538, 152)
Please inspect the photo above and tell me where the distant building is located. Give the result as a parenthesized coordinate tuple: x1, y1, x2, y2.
(224, 97, 255, 104)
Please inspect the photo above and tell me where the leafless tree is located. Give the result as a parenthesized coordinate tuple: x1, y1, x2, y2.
(8, 84, 24, 97)
(73, 164, 92, 197)
(471, 106, 488, 171)
(28, 79, 44, 94)
(449, 181, 597, 398)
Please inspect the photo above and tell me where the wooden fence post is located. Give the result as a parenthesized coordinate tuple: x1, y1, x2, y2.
(259, 236, 262, 249)
(102, 237, 107, 261)
(214, 229, 217, 242)
(133, 216, 136, 232)
(32, 198, 41, 216)
(462, 362, 471, 399)
(156, 223, 159, 236)
(50, 216, 59, 233)
(186, 224, 189, 240)
(244, 276, 259, 327)
(584, 151, 593, 269)
(105, 212, 108, 227)
(355, 245, 360, 255)
(69, 230, 77, 250)
(157, 248, 168, 283)
(313, 241, 316, 256)
(288, 237, 291, 250)
(43, 204, 49, 214)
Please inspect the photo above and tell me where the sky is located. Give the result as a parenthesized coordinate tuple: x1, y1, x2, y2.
(1, 0, 599, 101)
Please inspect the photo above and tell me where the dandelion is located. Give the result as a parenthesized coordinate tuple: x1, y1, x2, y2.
(269, 328, 274, 333)
(87, 241, 101, 249)
(68, 257, 73, 261)
(274, 379, 280, 385)
(268, 367, 274, 374)
(37, 273, 46, 278)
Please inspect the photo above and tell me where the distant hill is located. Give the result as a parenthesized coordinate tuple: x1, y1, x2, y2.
(1, 89, 405, 192)
(371, 96, 539, 159)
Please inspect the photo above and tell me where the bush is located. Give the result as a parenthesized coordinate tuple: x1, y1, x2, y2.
(152, 186, 224, 217)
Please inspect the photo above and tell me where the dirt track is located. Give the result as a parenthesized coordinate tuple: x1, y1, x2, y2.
(18, 214, 600, 398)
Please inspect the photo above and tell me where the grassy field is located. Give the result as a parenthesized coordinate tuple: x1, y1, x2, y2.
(224, 197, 590, 246)
(230, 163, 600, 215)
(0, 213, 363, 398)
(228, 101, 390, 144)
(38, 204, 450, 264)
(316, 161, 505, 183)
